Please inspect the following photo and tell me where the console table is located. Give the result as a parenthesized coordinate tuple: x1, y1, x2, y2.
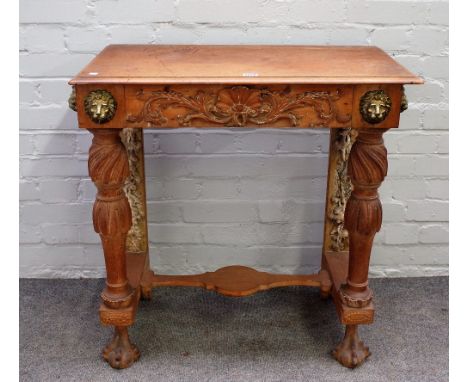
(68, 45, 422, 369)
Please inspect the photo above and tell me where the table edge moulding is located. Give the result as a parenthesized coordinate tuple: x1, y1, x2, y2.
(67, 44, 423, 369)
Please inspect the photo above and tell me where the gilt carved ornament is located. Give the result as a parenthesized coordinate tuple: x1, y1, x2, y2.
(359, 90, 392, 124)
(120, 128, 147, 253)
(85, 89, 117, 124)
(328, 128, 358, 252)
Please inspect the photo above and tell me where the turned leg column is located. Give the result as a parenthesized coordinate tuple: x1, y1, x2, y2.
(88, 128, 140, 368)
(340, 128, 388, 307)
(333, 128, 388, 368)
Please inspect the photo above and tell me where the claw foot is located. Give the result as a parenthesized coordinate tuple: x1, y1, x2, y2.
(332, 325, 370, 368)
(102, 326, 140, 369)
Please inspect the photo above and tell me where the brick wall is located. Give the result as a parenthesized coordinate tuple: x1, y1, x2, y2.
(19, 0, 449, 278)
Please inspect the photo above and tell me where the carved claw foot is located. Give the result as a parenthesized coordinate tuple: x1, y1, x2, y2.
(332, 325, 370, 368)
(102, 326, 140, 369)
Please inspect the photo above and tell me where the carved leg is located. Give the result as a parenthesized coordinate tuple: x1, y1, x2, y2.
(339, 128, 388, 308)
(331, 128, 387, 368)
(332, 325, 370, 368)
(102, 326, 141, 369)
(88, 128, 140, 368)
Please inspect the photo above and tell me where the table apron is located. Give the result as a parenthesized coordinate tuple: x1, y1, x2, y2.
(74, 83, 403, 130)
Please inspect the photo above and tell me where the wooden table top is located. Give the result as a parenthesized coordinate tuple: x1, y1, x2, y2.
(69, 45, 422, 85)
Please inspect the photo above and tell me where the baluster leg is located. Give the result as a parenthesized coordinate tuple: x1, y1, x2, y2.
(88, 128, 140, 369)
(333, 128, 388, 368)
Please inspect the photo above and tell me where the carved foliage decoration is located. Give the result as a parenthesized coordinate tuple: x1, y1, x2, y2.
(328, 128, 358, 251)
(344, 129, 388, 236)
(120, 128, 147, 253)
(88, 130, 132, 237)
(127, 86, 351, 127)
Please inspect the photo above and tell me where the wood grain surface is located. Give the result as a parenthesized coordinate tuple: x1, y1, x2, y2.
(69, 45, 423, 85)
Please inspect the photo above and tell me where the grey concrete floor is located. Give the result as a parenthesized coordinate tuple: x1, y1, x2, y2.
(19, 277, 448, 382)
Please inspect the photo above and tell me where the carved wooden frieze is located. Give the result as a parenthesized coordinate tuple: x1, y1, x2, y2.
(126, 86, 352, 128)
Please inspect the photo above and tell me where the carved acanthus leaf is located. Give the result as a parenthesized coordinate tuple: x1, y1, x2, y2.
(88, 130, 132, 237)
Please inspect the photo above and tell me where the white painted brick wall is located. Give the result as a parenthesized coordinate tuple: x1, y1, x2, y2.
(19, 0, 449, 278)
